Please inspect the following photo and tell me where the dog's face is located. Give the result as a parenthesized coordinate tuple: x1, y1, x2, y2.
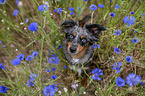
(61, 19, 106, 59)
(66, 26, 90, 55)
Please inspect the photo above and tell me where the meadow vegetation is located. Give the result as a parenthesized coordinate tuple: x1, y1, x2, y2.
(0, 0, 145, 95)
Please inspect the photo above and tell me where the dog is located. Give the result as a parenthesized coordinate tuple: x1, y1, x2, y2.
(61, 16, 106, 86)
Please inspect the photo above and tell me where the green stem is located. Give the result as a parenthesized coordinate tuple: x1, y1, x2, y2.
(91, 11, 94, 24)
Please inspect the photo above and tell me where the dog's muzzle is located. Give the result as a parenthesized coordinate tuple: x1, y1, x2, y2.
(70, 47, 77, 53)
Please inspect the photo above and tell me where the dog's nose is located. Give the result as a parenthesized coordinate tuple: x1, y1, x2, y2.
(70, 47, 77, 53)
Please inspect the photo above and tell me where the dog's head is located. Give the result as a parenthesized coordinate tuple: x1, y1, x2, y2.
(61, 19, 106, 59)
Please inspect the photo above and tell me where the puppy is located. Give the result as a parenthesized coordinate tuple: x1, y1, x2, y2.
(61, 17, 106, 86)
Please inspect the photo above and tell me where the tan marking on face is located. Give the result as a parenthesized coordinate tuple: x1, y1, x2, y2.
(81, 35, 85, 39)
(67, 41, 73, 52)
(71, 43, 89, 59)
(73, 33, 76, 37)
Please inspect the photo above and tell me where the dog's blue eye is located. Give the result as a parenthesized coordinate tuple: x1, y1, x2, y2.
(70, 35, 74, 39)
(82, 39, 86, 42)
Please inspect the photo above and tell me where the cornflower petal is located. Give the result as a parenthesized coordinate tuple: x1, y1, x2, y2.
(89, 4, 97, 11)
(126, 56, 133, 63)
(43, 84, 58, 96)
(0, 86, 8, 93)
(13, 9, 19, 16)
(132, 37, 138, 43)
(28, 22, 38, 32)
(38, 4, 48, 11)
(68, 7, 74, 11)
(115, 77, 125, 87)
(16, 54, 24, 61)
(91, 68, 103, 81)
(126, 73, 141, 87)
(27, 79, 36, 87)
(110, 12, 116, 17)
(115, 4, 120, 9)
(11, 59, 21, 66)
(0, 63, 6, 70)
(0, 0, 7, 4)
(51, 75, 57, 80)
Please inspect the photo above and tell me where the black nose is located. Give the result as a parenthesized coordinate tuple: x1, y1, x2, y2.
(70, 47, 77, 53)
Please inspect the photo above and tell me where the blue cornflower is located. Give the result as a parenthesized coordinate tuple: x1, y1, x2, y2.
(43, 84, 58, 96)
(28, 22, 38, 32)
(27, 79, 36, 87)
(54, 8, 63, 14)
(70, 11, 75, 15)
(143, 13, 145, 16)
(0, 41, 1, 44)
(132, 37, 138, 43)
(126, 56, 133, 63)
(38, 4, 48, 11)
(11, 59, 21, 66)
(110, 12, 116, 17)
(3, 45, 5, 48)
(54, 9, 57, 12)
(0, 63, 5, 70)
(91, 68, 103, 81)
(26, 55, 32, 61)
(126, 73, 141, 87)
(13, 9, 19, 16)
(134, 31, 137, 33)
(114, 47, 121, 54)
(32, 51, 38, 59)
(98, 4, 104, 8)
(55, 44, 63, 49)
(0, 0, 6, 4)
(49, 54, 59, 65)
(123, 16, 129, 23)
(140, 82, 144, 86)
(114, 29, 122, 35)
(51, 67, 56, 71)
(84, 0, 88, 1)
(131, 11, 134, 14)
(30, 73, 37, 79)
(57, 8, 63, 14)
(51, 75, 57, 80)
(16, 54, 24, 61)
(110, 0, 112, 3)
(123, 16, 136, 27)
(115, 77, 125, 87)
(68, 7, 74, 11)
(16, 0, 19, 7)
(0, 86, 8, 93)
(25, 18, 29, 23)
(78, 7, 81, 12)
(58, 44, 63, 49)
(64, 65, 66, 68)
(113, 62, 122, 73)
(45, 69, 50, 72)
(115, 4, 120, 10)
(89, 4, 97, 11)
(92, 44, 100, 49)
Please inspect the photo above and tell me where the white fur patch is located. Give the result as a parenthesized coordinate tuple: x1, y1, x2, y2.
(72, 58, 79, 64)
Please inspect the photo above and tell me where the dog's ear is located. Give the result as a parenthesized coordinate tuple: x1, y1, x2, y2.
(86, 24, 106, 43)
(79, 15, 91, 27)
(61, 20, 77, 33)
(85, 24, 106, 35)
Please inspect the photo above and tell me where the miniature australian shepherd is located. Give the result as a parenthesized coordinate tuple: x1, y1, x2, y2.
(61, 16, 106, 86)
